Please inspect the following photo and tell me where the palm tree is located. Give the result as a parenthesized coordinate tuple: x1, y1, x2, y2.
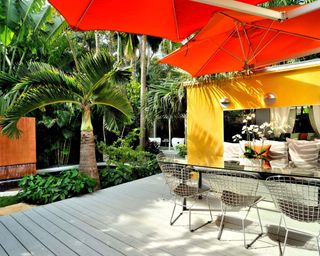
(0, 51, 133, 188)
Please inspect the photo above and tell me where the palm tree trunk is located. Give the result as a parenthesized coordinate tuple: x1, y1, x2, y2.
(79, 130, 100, 188)
(79, 105, 100, 189)
(139, 35, 147, 148)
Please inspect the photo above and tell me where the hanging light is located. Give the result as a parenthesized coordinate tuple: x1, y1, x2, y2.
(264, 92, 277, 105)
(220, 97, 231, 108)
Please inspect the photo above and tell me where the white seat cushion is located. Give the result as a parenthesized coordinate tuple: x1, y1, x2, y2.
(286, 138, 320, 168)
(223, 142, 240, 162)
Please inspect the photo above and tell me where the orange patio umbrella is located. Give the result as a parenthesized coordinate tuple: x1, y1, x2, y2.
(48, 0, 268, 42)
(160, 6, 320, 76)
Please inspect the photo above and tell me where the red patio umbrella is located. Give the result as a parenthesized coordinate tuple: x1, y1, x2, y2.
(160, 6, 320, 76)
(48, 0, 268, 42)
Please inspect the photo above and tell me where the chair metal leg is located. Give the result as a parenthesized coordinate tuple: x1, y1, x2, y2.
(243, 206, 264, 249)
(256, 206, 264, 234)
(189, 195, 212, 232)
(218, 202, 226, 240)
(170, 198, 183, 225)
(242, 207, 251, 248)
(316, 233, 320, 256)
(280, 216, 289, 256)
(277, 214, 283, 242)
(170, 193, 213, 232)
(207, 195, 213, 223)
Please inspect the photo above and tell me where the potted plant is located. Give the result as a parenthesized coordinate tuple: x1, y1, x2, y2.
(232, 112, 273, 169)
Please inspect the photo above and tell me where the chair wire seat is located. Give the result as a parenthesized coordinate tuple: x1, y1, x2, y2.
(266, 175, 320, 255)
(158, 162, 213, 232)
(205, 169, 263, 248)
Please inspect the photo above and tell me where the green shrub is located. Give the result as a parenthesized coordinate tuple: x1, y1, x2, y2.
(99, 155, 160, 189)
(176, 144, 187, 157)
(99, 164, 133, 188)
(98, 130, 161, 189)
(18, 169, 97, 205)
(0, 195, 21, 207)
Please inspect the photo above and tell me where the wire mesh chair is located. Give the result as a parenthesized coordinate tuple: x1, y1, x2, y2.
(266, 175, 320, 255)
(205, 169, 263, 248)
(160, 163, 213, 232)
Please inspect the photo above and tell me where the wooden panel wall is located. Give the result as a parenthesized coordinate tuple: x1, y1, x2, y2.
(0, 117, 36, 179)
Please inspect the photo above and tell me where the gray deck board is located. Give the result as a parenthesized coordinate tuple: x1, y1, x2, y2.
(0, 221, 31, 256)
(0, 215, 54, 256)
(23, 209, 102, 256)
(0, 244, 8, 256)
(35, 205, 124, 256)
(0, 174, 318, 256)
(11, 212, 78, 256)
(56, 199, 172, 256)
(62, 190, 219, 255)
(42, 203, 143, 256)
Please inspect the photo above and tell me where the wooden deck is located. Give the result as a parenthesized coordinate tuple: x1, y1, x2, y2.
(0, 174, 319, 256)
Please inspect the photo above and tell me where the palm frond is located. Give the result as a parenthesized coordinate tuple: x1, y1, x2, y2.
(77, 50, 115, 88)
(0, 85, 80, 138)
(102, 107, 131, 134)
(0, 96, 10, 116)
(12, 62, 82, 96)
(93, 86, 133, 121)
(0, 72, 19, 91)
(146, 80, 186, 122)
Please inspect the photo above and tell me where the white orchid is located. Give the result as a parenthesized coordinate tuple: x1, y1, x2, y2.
(233, 111, 274, 145)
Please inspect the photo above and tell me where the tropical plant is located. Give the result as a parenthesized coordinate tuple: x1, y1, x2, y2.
(98, 129, 161, 189)
(0, 0, 66, 74)
(0, 51, 133, 188)
(38, 105, 79, 165)
(146, 65, 187, 123)
(18, 169, 97, 204)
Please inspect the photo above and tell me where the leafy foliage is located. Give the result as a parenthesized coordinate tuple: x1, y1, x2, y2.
(146, 64, 187, 124)
(0, 195, 21, 207)
(98, 129, 160, 188)
(176, 144, 187, 158)
(38, 105, 79, 165)
(144, 140, 161, 154)
(0, 0, 66, 74)
(18, 169, 97, 205)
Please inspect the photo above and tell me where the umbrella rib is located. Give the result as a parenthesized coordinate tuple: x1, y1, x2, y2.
(196, 30, 243, 76)
(171, 0, 181, 41)
(250, 20, 275, 58)
(235, 21, 247, 64)
(249, 23, 320, 42)
(75, 0, 95, 28)
(242, 25, 255, 65)
(248, 31, 280, 63)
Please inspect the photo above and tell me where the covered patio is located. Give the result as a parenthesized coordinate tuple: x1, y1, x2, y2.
(0, 174, 318, 256)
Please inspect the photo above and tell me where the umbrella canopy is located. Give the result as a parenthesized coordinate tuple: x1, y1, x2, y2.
(160, 6, 320, 76)
(48, 0, 268, 42)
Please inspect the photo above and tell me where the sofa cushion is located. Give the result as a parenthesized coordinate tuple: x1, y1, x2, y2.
(223, 142, 240, 162)
(286, 138, 320, 168)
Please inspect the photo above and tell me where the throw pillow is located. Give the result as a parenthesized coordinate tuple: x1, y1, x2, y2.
(299, 133, 308, 140)
(290, 133, 299, 140)
(286, 138, 320, 168)
(223, 142, 240, 162)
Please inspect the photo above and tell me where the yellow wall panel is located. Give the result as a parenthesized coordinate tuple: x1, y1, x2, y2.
(187, 66, 320, 167)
